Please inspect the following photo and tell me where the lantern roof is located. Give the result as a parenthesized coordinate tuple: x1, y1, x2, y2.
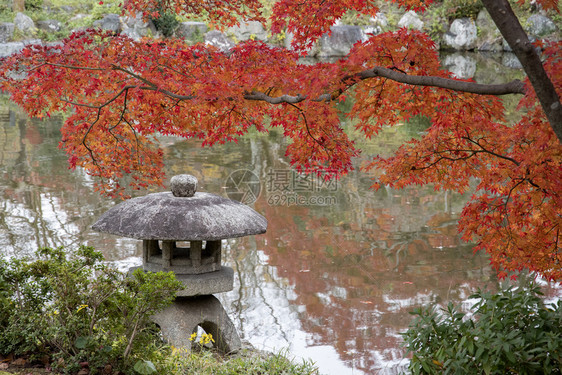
(92, 174, 267, 241)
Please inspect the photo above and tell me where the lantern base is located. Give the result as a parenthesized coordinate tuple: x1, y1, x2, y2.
(130, 266, 234, 297)
(152, 295, 241, 354)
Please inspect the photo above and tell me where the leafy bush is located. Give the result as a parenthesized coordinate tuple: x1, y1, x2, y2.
(402, 283, 562, 374)
(150, 0, 180, 37)
(25, 0, 44, 11)
(0, 246, 183, 374)
(443, 0, 483, 20)
(152, 10, 180, 37)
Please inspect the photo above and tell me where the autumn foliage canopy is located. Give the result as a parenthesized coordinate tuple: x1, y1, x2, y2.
(0, 0, 561, 280)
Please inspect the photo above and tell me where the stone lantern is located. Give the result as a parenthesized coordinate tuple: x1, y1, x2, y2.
(92, 174, 267, 352)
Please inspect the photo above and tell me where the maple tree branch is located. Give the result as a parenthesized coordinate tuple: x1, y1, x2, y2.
(287, 102, 329, 156)
(32, 62, 105, 71)
(244, 67, 525, 106)
(245, 91, 308, 104)
(354, 67, 526, 96)
(109, 88, 129, 131)
(462, 137, 521, 166)
(481, 0, 562, 142)
(111, 65, 195, 100)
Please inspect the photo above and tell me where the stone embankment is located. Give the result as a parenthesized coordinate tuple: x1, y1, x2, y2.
(0, 7, 559, 79)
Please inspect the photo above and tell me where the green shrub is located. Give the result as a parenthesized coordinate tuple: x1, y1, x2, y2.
(25, 0, 44, 11)
(0, 246, 183, 374)
(402, 283, 562, 374)
(149, 0, 180, 37)
(152, 10, 180, 37)
(446, 0, 483, 20)
(430, 0, 483, 21)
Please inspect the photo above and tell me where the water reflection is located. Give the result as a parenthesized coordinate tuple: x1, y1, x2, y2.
(0, 106, 139, 260)
(0, 102, 495, 374)
(0, 54, 557, 374)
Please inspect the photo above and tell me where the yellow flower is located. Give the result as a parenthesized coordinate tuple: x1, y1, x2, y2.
(76, 304, 88, 312)
(189, 332, 197, 342)
(201, 333, 214, 345)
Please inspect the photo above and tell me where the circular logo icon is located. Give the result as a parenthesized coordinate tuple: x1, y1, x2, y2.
(224, 169, 261, 204)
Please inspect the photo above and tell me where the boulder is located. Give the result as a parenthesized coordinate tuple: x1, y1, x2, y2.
(283, 31, 315, 55)
(0, 23, 14, 43)
(475, 10, 502, 52)
(526, 14, 557, 37)
(176, 22, 208, 41)
(502, 52, 523, 69)
(204, 30, 235, 52)
(122, 12, 156, 39)
(93, 14, 121, 33)
(0, 39, 41, 58)
(442, 53, 477, 79)
(121, 28, 141, 40)
(0, 41, 25, 58)
(36, 20, 62, 32)
(443, 18, 477, 50)
(371, 12, 388, 29)
(502, 38, 512, 52)
(317, 25, 364, 57)
(398, 11, 423, 30)
(14, 12, 35, 34)
(229, 21, 267, 42)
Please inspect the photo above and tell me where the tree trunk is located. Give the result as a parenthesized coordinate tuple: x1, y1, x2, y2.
(482, 0, 562, 143)
(13, 0, 25, 12)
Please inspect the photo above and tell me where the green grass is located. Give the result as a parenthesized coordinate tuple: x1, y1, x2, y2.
(155, 348, 319, 375)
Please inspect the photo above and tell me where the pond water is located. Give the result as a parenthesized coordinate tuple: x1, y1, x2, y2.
(0, 53, 560, 374)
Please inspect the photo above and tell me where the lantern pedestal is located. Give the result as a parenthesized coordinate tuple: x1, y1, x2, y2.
(152, 295, 241, 353)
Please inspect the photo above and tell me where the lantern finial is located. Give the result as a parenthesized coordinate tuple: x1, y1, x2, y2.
(171, 174, 197, 197)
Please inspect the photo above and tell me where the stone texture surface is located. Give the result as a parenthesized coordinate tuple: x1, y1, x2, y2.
(526, 14, 557, 37)
(0, 42, 24, 58)
(14, 12, 35, 34)
(129, 266, 234, 296)
(398, 11, 423, 30)
(93, 14, 121, 33)
(502, 52, 523, 69)
(317, 25, 364, 57)
(152, 295, 241, 353)
(36, 20, 62, 32)
(475, 9, 503, 52)
(442, 53, 477, 79)
(92, 190, 267, 240)
(371, 13, 388, 29)
(444, 18, 477, 50)
(121, 12, 156, 40)
(142, 238, 223, 275)
(0, 23, 14, 43)
(176, 22, 208, 40)
(0, 39, 42, 58)
(205, 30, 235, 52)
(171, 174, 198, 197)
(229, 21, 268, 42)
(174, 267, 233, 296)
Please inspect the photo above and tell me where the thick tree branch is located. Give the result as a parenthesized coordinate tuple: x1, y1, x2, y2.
(481, 0, 562, 142)
(356, 67, 525, 95)
(244, 91, 308, 103)
(244, 67, 525, 105)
